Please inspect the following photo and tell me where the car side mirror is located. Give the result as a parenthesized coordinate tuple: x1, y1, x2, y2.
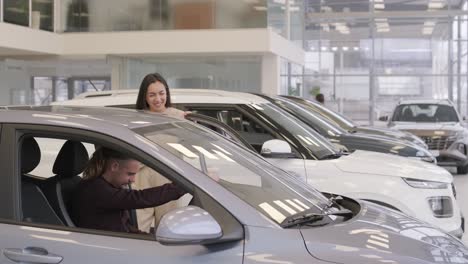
(378, 115, 388, 122)
(261, 139, 295, 158)
(156, 206, 222, 245)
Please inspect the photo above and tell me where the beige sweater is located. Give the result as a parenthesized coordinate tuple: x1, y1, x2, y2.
(133, 167, 192, 232)
(133, 106, 191, 232)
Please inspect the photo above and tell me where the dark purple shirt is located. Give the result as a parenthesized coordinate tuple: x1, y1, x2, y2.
(71, 176, 185, 233)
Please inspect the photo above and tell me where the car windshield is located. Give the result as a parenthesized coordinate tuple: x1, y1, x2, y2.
(392, 104, 459, 123)
(272, 97, 347, 136)
(243, 103, 340, 159)
(134, 122, 330, 225)
(287, 97, 356, 129)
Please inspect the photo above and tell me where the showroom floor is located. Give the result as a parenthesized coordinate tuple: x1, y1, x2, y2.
(450, 167, 468, 244)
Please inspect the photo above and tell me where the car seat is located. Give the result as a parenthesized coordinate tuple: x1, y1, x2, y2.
(41, 140, 89, 227)
(21, 137, 64, 225)
(401, 107, 414, 121)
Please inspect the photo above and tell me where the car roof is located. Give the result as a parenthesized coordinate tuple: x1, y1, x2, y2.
(57, 89, 269, 106)
(398, 99, 453, 106)
(0, 105, 182, 130)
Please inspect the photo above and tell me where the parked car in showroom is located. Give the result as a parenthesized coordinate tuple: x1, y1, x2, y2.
(54, 89, 464, 237)
(255, 94, 435, 162)
(1, 106, 467, 264)
(382, 99, 468, 174)
(281, 95, 428, 149)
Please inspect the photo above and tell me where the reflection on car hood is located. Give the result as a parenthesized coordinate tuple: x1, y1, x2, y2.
(336, 133, 423, 157)
(334, 150, 452, 183)
(392, 122, 464, 135)
(358, 126, 423, 141)
(302, 202, 468, 264)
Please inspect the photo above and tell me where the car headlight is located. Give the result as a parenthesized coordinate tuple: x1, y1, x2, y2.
(457, 143, 466, 154)
(428, 196, 453, 218)
(403, 178, 448, 189)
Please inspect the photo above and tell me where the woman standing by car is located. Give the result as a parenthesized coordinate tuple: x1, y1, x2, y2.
(134, 73, 191, 233)
(136, 72, 186, 119)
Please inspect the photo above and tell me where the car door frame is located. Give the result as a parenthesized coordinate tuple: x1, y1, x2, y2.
(0, 123, 247, 242)
(177, 103, 316, 160)
(185, 113, 256, 152)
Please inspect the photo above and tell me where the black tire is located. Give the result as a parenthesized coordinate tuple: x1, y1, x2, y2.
(457, 165, 468, 174)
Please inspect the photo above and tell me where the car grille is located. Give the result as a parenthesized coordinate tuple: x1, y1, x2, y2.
(419, 136, 454, 150)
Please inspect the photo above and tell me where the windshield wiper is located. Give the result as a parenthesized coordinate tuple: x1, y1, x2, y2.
(280, 208, 353, 228)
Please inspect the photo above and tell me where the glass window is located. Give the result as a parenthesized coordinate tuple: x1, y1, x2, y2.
(32, 0, 53, 31)
(32, 77, 53, 105)
(137, 122, 330, 225)
(4, 0, 29, 27)
(30, 138, 95, 179)
(190, 108, 276, 154)
(60, 0, 269, 32)
(392, 104, 459, 122)
(272, 96, 347, 136)
(245, 103, 340, 158)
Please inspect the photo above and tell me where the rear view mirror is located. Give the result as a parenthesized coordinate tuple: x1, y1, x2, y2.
(156, 206, 222, 245)
(378, 115, 388, 122)
(261, 139, 295, 158)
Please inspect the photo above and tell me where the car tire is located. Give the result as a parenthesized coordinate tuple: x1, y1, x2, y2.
(457, 165, 468, 174)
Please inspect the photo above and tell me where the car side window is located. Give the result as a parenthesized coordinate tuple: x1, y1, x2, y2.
(15, 132, 241, 243)
(190, 109, 275, 153)
(18, 135, 188, 237)
(30, 138, 95, 179)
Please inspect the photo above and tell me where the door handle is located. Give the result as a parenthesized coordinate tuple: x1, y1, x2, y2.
(3, 247, 63, 264)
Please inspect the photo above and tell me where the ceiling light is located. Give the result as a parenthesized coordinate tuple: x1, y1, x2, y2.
(422, 27, 434, 35)
(374, 3, 385, 9)
(354, 46, 360, 51)
(332, 47, 338, 51)
(342, 46, 349, 51)
(428, 2, 445, 9)
(254, 6, 267, 11)
(424, 21, 436, 27)
(321, 46, 328, 51)
(377, 27, 390, 32)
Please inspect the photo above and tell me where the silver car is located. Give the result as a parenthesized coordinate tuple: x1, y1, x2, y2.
(0, 105, 467, 264)
(385, 99, 468, 174)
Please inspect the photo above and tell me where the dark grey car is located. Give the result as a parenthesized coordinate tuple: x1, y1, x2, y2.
(0, 106, 467, 264)
(257, 95, 436, 162)
(282, 95, 429, 148)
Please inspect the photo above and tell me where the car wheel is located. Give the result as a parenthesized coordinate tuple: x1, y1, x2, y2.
(457, 165, 468, 174)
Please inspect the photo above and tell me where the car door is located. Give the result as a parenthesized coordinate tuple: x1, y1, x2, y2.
(179, 105, 308, 182)
(0, 124, 244, 264)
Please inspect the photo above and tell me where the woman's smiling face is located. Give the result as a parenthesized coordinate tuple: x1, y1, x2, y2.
(146, 81, 167, 113)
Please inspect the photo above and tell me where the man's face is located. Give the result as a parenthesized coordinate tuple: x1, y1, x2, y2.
(109, 159, 140, 187)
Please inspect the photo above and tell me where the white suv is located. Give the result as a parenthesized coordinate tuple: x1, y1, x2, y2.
(54, 89, 464, 238)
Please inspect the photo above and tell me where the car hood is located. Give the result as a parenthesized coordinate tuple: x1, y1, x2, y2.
(333, 150, 452, 183)
(391, 122, 464, 136)
(335, 133, 426, 157)
(357, 126, 426, 145)
(302, 202, 468, 264)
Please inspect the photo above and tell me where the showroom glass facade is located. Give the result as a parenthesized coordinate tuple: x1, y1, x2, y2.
(0, 0, 303, 105)
(303, 0, 468, 123)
